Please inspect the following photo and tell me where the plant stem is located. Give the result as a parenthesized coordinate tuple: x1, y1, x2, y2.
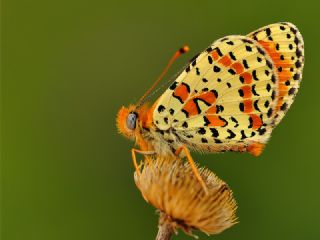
(156, 220, 174, 240)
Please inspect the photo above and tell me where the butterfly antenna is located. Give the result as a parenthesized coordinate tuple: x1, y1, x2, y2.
(137, 45, 190, 106)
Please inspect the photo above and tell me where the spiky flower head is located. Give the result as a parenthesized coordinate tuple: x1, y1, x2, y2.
(134, 156, 238, 237)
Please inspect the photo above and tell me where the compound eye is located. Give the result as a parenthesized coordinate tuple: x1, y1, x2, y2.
(126, 112, 137, 130)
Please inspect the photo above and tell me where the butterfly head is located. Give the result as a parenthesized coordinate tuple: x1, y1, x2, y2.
(116, 103, 152, 141)
(116, 105, 139, 139)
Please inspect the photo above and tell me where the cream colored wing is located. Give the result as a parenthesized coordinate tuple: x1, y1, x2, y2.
(153, 23, 304, 153)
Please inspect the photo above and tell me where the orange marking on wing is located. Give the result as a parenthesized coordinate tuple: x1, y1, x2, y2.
(218, 55, 232, 67)
(206, 106, 217, 114)
(244, 99, 253, 113)
(182, 91, 217, 117)
(240, 72, 252, 84)
(206, 115, 226, 127)
(183, 100, 198, 117)
(250, 114, 263, 130)
(197, 91, 216, 105)
(241, 85, 252, 99)
(258, 40, 294, 114)
(231, 62, 244, 74)
(211, 50, 219, 61)
(247, 142, 265, 156)
(173, 84, 189, 102)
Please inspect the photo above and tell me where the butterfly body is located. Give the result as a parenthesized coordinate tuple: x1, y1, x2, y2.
(117, 22, 304, 168)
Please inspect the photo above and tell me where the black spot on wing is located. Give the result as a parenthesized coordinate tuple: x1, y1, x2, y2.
(215, 47, 223, 57)
(198, 128, 206, 135)
(288, 88, 296, 95)
(252, 85, 259, 96)
(252, 70, 258, 80)
(214, 66, 221, 72)
(254, 100, 261, 112)
(243, 59, 249, 69)
(228, 69, 236, 75)
(230, 117, 239, 127)
(241, 130, 247, 139)
(201, 138, 208, 143)
(182, 121, 188, 128)
(239, 103, 244, 112)
(248, 117, 253, 128)
(158, 105, 166, 113)
(210, 128, 219, 137)
(227, 129, 236, 139)
(169, 81, 178, 90)
(206, 47, 213, 53)
(229, 52, 236, 61)
(245, 45, 252, 52)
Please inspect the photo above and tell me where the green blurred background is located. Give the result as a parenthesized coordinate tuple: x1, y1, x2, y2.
(2, 0, 320, 239)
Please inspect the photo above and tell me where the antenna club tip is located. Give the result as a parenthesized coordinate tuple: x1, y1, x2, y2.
(179, 45, 190, 54)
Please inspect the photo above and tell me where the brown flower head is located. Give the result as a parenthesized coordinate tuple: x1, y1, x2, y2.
(134, 156, 238, 237)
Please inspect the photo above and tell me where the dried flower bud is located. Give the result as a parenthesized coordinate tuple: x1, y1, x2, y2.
(134, 156, 238, 237)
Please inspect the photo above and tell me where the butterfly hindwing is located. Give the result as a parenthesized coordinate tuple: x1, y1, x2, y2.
(248, 22, 304, 126)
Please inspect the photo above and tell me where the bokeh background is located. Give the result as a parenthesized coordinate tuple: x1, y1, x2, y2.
(2, 0, 320, 239)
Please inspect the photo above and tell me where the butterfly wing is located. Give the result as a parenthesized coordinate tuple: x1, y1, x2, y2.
(153, 23, 304, 154)
(248, 22, 304, 126)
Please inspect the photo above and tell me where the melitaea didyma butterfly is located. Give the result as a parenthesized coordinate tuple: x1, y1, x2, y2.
(116, 22, 304, 191)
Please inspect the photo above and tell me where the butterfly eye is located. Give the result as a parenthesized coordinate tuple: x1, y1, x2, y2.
(126, 112, 137, 130)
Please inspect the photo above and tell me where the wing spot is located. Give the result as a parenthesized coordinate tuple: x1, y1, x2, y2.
(182, 121, 188, 128)
(228, 68, 236, 75)
(213, 66, 221, 72)
(201, 138, 208, 143)
(227, 129, 236, 139)
(210, 128, 219, 137)
(229, 52, 236, 60)
(158, 105, 166, 113)
(245, 45, 252, 52)
(243, 59, 249, 69)
(198, 128, 206, 135)
(288, 88, 296, 95)
(281, 103, 288, 111)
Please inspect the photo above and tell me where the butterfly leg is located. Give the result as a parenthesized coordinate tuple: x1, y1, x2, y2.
(131, 148, 155, 175)
(175, 146, 208, 194)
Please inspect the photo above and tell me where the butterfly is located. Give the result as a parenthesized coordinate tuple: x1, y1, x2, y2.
(116, 22, 304, 191)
